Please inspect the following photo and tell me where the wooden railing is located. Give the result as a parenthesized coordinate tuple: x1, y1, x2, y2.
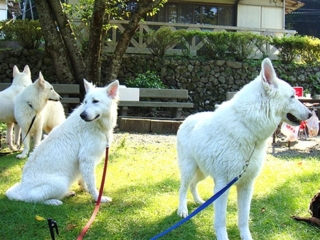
(105, 20, 297, 59)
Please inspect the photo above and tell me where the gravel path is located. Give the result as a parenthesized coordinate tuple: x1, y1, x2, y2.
(113, 131, 320, 158)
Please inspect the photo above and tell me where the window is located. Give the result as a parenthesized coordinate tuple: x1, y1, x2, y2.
(147, 3, 235, 26)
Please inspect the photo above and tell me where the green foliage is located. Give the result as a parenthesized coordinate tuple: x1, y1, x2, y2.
(151, 29, 269, 60)
(271, 35, 306, 64)
(0, 20, 43, 49)
(300, 36, 320, 64)
(144, 28, 320, 62)
(63, 0, 95, 23)
(199, 31, 230, 60)
(229, 32, 268, 61)
(125, 71, 165, 88)
(145, 26, 181, 58)
(176, 29, 203, 57)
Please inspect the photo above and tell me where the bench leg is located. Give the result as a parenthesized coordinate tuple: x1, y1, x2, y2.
(171, 108, 182, 118)
(119, 106, 128, 116)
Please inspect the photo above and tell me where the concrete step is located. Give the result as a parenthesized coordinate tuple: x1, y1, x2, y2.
(118, 117, 183, 134)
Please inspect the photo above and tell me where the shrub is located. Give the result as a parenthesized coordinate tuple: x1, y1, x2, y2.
(198, 31, 230, 60)
(300, 36, 320, 64)
(145, 26, 181, 58)
(124, 71, 165, 89)
(174, 29, 199, 57)
(0, 19, 43, 49)
(228, 32, 268, 61)
(271, 35, 306, 63)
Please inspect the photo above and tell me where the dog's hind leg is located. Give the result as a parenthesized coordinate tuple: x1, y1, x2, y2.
(33, 125, 43, 148)
(16, 132, 30, 159)
(237, 181, 254, 240)
(190, 169, 207, 204)
(13, 123, 21, 148)
(214, 180, 231, 240)
(177, 156, 198, 218)
(6, 122, 14, 150)
(26, 181, 69, 205)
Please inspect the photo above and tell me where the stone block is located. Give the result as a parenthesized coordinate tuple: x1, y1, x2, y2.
(150, 120, 183, 134)
(119, 118, 151, 133)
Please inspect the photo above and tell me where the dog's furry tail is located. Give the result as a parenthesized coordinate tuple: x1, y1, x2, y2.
(292, 215, 320, 227)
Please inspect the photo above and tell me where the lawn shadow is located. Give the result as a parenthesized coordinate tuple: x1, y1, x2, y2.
(90, 176, 214, 239)
(250, 171, 320, 239)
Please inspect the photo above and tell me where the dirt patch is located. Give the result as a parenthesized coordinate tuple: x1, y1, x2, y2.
(114, 130, 320, 159)
(268, 135, 320, 158)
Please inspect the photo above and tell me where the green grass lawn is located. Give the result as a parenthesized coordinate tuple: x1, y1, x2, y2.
(0, 132, 319, 240)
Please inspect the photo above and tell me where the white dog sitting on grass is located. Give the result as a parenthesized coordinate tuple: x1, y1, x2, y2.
(6, 79, 119, 205)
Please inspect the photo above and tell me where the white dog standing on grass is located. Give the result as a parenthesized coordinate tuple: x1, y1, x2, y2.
(6, 79, 119, 205)
(176, 58, 312, 240)
(0, 65, 32, 150)
(14, 72, 65, 159)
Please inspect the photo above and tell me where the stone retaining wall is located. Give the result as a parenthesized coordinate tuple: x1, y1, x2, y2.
(1, 49, 320, 114)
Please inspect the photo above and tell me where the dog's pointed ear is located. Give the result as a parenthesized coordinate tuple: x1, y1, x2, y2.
(37, 72, 45, 88)
(83, 79, 94, 93)
(106, 80, 119, 99)
(23, 65, 31, 76)
(13, 65, 20, 77)
(260, 58, 278, 90)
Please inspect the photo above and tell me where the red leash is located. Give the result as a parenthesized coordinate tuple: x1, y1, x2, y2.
(77, 147, 109, 240)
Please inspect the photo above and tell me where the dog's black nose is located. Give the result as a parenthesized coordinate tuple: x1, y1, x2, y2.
(80, 112, 87, 120)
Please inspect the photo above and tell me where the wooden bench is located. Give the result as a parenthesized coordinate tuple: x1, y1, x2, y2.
(0, 83, 80, 115)
(0, 83, 193, 118)
(118, 88, 194, 118)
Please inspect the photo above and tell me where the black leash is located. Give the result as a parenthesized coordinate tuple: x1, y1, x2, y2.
(18, 103, 36, 149)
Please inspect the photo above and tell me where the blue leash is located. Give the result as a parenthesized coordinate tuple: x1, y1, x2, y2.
(150, 176, 239, 240)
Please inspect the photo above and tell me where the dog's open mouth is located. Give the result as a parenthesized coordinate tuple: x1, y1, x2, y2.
(82, 114, 100, 122)
(286, 113, 301, 125)
(49, 98, 60, 102)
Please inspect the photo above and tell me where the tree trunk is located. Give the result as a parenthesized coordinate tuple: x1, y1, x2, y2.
(48, 0, 87, 98)
(34, 0, 74, 84)
(86, 0, 107, 86)
(105, 0, 165, 83)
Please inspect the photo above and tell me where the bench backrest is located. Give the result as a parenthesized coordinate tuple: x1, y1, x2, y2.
(226, 91, 237, 100)
(139, 88, 188, 99)
(0, 83, 10, 91)
(0, 83, 80, 95)
(52, 84, 80, 95)
(0, 83, 80, 114)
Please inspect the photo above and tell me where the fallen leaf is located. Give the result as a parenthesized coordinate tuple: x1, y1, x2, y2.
(66, 223, 77, 231)
(35, 215, 46, 221)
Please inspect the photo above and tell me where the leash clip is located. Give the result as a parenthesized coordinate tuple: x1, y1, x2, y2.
(48, 218, 59, 240)
(238, 161, 249, 178)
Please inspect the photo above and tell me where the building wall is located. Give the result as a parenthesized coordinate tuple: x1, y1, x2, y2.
(0, 1, 7, 20)
(237, 0, 284, 33)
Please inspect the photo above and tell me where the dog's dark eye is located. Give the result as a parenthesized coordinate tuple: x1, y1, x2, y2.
(93, 100, 99, 103)
(291, 95, 295, 99)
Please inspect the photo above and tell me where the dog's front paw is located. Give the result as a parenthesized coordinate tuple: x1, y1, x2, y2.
(64, 191, 76, 198)
(43, 199, 63, 206)
(16, 153, 27, 159)
(99, 196, 112, 203)
(177, 207, 189, 218)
